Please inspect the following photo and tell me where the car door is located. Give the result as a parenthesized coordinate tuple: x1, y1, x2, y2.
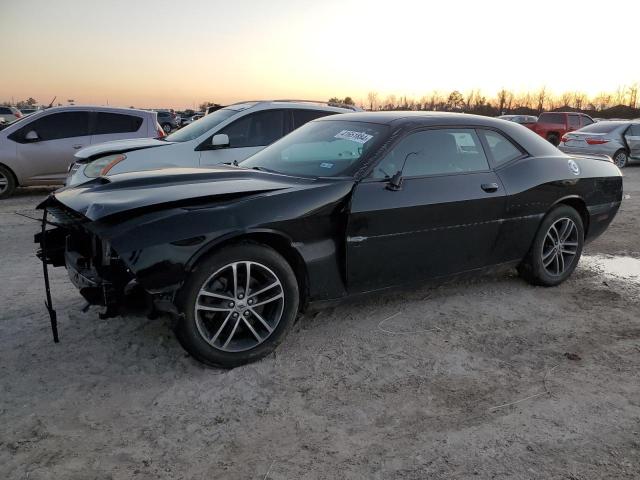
(199, 109, 286, 166)
(346, 128, 507, 293)
(11, 111, 90, 183)
(624, 124, 640, 158)
(91, 111, 146, 144)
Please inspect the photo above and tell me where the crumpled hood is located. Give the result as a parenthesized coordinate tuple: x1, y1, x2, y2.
(44, 166, 315, 221)
(74, 138, 172, 160)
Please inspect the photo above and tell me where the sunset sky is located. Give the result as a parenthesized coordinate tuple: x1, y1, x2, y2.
(2, 0, 639, 109)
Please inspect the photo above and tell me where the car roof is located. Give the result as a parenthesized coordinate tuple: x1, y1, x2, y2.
(31, 105, 153, 115)
(314, 111, 522, 127)
(315, 111, 563, 158)
(227, 100, 360, 114)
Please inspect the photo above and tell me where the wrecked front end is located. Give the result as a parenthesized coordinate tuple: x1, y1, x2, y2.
(36, 196, 177, 335)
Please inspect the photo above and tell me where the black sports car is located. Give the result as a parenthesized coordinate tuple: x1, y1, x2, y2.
(37, 112, 623, 367)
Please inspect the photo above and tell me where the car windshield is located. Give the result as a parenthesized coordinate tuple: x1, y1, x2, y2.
(579, 122, 625, 134)
(240, 119, 388, 177)
(165, 108, 239, 142)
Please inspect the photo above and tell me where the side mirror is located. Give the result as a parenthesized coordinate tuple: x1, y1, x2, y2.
(386, 171, 403, 191)
(25, 130, 40, 142)
(211, 133, 229, 149)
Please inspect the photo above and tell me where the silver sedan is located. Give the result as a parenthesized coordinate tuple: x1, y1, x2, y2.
(559, 121, 640, 168)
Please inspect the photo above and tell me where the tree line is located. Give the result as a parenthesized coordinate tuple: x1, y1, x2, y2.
(330, 84, 640, 119)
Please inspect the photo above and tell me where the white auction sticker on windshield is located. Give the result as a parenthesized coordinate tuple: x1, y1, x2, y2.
(334, 130, 373, 144)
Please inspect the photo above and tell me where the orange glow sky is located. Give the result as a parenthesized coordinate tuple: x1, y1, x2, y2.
(2, 0, 639, 109)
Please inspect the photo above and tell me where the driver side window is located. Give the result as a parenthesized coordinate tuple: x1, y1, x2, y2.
(372, 128, 489, 179)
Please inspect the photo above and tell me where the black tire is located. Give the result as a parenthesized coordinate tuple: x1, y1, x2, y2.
(161, 122, 172, 133)
(613, 149, 628, 168)
(547, 134, 559, 146)
(175, 243, 299, 368)
(518, 205, 584, 287)
(0, 165, 17, 199)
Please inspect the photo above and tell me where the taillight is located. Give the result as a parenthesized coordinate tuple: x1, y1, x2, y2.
(156, 123, 166, 138)
(586, 138, 609, 145)
(561, 135, 569, 143)
(15, 111, 23, 118)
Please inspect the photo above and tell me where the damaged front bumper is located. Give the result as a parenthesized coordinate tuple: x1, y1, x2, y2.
(35, 196, 177, 342)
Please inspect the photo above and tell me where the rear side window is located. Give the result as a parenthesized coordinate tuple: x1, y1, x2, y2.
(13, 111, 90, 141)
(568, 115, 580, 129)
(0, 107, 12, 114)
(374, 128, 489, 178)
(539, 113, 564, 124)
(94, 112, 143, 134)
(580, 116, 594, 127)
(480, 130, 523, 166)
(293, 109, 335, 129)
(628, 124, 640, 136)
(220, 110, 284, 148)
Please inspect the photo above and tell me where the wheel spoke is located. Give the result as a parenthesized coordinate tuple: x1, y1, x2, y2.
(210, 311, 233, 344)
(249, 308, 273, 333)
(557, 251, 565, 273)
(222, 317, 241, 349)
(561, 245, 577, 255)
(543, 251, 556, 267)
(542, 246, 555, 261)
(252, 292, 283, 307)
(198, 290, 234, 301)
(248, 281, 279, 299)
(196, 304, 232, 312)
(242, 316, 262, 342)
(231, 263, 239, 298)
(557, 220, 570, 242)
(245, 262, 251, 297)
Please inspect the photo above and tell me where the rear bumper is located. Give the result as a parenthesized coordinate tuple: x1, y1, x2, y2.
(586, 200, 621, 244)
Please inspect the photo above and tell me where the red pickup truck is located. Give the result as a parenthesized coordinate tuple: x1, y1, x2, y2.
(528, 112, 595, 146)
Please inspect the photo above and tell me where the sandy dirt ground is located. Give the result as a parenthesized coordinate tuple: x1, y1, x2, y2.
(1, 167, 639, 480)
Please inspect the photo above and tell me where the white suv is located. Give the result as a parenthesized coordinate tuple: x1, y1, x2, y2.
(66, 101, 359, 185)
(0, 106, 162, 198)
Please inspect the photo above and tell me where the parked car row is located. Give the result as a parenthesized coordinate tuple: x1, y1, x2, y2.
(0, 106, 163, 198)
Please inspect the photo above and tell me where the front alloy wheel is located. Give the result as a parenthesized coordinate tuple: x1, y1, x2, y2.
(194, 261, 285, 352)
(176, 243, 299, 368)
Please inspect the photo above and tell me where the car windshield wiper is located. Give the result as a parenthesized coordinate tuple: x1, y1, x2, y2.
(251, 166, 279, 173)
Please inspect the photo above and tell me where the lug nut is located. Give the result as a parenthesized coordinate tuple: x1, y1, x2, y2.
(238, 294, 244, 300)
(232, 312, 239, 318)
(247, 299, 254, 305)
(244, 310, 250, 316)
(228, 301, 235, 308)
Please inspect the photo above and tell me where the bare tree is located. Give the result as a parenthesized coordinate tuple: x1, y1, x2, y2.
(628, 83, 638, 108)
(572, 92, 587, 110)
(367, 91, 379, 111)
(535, 87, 547, 113)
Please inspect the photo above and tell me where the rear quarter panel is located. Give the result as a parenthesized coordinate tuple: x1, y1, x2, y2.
(493, 155, 622, 262)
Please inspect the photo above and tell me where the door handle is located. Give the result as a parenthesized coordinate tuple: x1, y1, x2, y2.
(481, 183, 499, 193)
(72, 144, 84, 150)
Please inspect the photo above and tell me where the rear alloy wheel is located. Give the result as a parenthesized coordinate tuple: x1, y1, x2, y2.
(0, 165, 17, 199)
(518, 205, 584, 286)
(176, 243, 299, 368)
(162, 123, 172, 133)
(613, 149, 628, 168)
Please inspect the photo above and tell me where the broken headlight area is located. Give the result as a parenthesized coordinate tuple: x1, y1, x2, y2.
(36, 200, 160, 331)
